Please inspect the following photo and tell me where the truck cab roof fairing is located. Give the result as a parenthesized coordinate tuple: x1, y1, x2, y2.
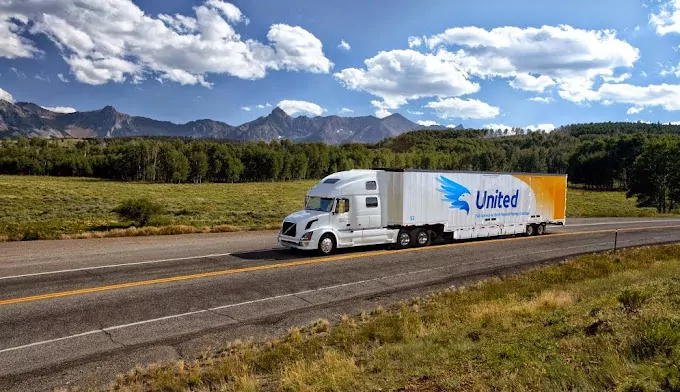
(307, 170, 378, 198)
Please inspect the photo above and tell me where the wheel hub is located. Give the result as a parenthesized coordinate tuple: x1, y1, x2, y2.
(320, 238, 333, 253)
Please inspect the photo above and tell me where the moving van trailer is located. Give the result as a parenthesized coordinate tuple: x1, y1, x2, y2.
(277, 169, 567, 255)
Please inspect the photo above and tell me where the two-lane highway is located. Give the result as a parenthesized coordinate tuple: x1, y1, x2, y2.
(2, 218, 680, 392)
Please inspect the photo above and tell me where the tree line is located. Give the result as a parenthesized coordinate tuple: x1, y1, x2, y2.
(2, 121, 680, 212)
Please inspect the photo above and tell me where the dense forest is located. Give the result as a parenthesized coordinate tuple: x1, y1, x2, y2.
(2, 121, 680, 212)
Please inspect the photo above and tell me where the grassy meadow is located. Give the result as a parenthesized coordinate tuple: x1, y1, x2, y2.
(68, 244, 680, 391)
(0, 175, 674, 241)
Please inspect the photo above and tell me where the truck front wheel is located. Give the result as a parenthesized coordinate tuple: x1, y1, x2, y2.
(396, 229, 411, 249)
(318, 233, 336, 255)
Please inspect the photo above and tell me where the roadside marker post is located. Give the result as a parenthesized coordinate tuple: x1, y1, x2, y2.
(614, 230, 618, 252)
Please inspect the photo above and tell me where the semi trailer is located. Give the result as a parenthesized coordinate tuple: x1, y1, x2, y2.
(277, 169, 567, 255)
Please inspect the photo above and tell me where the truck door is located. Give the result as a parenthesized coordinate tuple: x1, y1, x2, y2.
(332, 197, 361, 245)
(359, 195, 388, 245)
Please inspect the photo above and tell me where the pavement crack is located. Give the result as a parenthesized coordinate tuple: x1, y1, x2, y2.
(99, 324, 126, 348)
(83, 269, 106, 281)
(294, 294, 314, 305)
(186, 292, 239, 322)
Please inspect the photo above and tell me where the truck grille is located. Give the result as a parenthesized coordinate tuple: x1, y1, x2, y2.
(281, 221, 297, 237)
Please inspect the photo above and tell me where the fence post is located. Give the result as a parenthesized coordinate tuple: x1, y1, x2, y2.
(614, 229, 618, 252)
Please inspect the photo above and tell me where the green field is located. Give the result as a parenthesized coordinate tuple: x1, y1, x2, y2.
(0, 175, 673, 241)
(82, 244, 680, 392)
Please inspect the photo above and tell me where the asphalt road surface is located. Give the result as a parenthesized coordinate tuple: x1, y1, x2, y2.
(2, 217, 680, 391)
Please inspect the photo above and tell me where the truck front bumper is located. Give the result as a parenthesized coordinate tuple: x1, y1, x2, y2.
(277, 234, 316, 250)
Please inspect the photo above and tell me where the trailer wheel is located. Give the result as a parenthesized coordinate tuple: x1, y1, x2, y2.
(413, 228, 431, 247)
(396, 229, 412, 249)
(525, 224, 535, 236)
(536, 223, 546, 235)
(317, 233, 336, 255)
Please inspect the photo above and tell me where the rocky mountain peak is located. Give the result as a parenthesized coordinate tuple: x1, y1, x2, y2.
(0, 99, 464, 144)
(269, 107, 289, 118)
(100, 105, 118, 115)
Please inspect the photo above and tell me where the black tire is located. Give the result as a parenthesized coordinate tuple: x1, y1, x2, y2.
(536, 223, 546, 235)
(317, 233, 336, 255)
(412, 228, 431, 247)
(525, 224, 535, 236)
(395, 229, 412, 249)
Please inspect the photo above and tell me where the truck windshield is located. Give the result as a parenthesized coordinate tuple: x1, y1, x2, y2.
(305, 196, 334, 212)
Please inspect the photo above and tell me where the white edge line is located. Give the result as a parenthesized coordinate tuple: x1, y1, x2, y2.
(0, 242, 612, 354)
(0, 253, 234, 281)
(566, 219, 680, 227)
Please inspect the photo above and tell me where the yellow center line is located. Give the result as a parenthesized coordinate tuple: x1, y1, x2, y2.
(2, 224, 680, 307)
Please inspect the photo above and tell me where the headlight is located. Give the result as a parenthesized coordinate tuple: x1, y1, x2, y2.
(300, 231, 313, 241)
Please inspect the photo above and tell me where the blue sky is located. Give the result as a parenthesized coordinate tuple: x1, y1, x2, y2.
(1, 0, 680, 131)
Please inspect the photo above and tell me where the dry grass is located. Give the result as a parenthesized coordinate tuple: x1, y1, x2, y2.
(468, 290, 574, 319)
(84, 244, 680, 392)
(279, 349, 360, 392)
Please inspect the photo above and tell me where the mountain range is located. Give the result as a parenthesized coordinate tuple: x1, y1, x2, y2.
(0, 99, 463, 144)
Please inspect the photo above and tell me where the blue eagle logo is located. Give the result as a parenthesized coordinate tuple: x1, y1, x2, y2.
(436, 176, 471, 214)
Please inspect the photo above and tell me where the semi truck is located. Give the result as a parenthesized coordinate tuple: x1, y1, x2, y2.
(277, 169, 567, 255)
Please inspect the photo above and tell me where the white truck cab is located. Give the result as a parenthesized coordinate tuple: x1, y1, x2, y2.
(277, 169, 398, 255)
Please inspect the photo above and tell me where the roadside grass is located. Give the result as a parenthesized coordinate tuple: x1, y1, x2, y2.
(73, 244, 680, 392)
(0, 175, 676, 241)
(565, 188, 673, 218)
(0, 175, 315, 241)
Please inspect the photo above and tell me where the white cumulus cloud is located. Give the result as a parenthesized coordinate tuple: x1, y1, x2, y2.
(278, 99, 326, 116)
(334, 49, 479, 117)
(0, 14, 41, 59)
(626, 106, 643, 115)
(339, 108, 354, 114)
(509, 73, 555, 92)
(421, 25, 639, 103)
(0, 0, 333, 86)
(407, 110, 424, 115)
(417, 120, 439, 126)
(525, 123, 556, 132)
(483, 123, 513, 131)
(650, 0, 680, 35)
(0, 87, 14, 103)
(41, 106, 77, 113)
(375, 109, 392, 118)
(529, 96, 554, 103)
(425, 97, 500, 120)
(336, 24, 639, 117)
(596, 83, 680, 111)
(241, 106, 251, 111)
(338, 39, 350, 50)
(602, 73, 632, 83)
(407, 36, 423, 48)
(57, 73, 69, 83)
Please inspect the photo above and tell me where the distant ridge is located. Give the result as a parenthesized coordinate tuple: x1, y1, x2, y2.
(0, 99, 465, 144)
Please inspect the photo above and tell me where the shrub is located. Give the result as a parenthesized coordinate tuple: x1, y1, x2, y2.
(630, 318, 680, 360)
(618, 288, 650, 314)
(113, 197, 164, 227)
